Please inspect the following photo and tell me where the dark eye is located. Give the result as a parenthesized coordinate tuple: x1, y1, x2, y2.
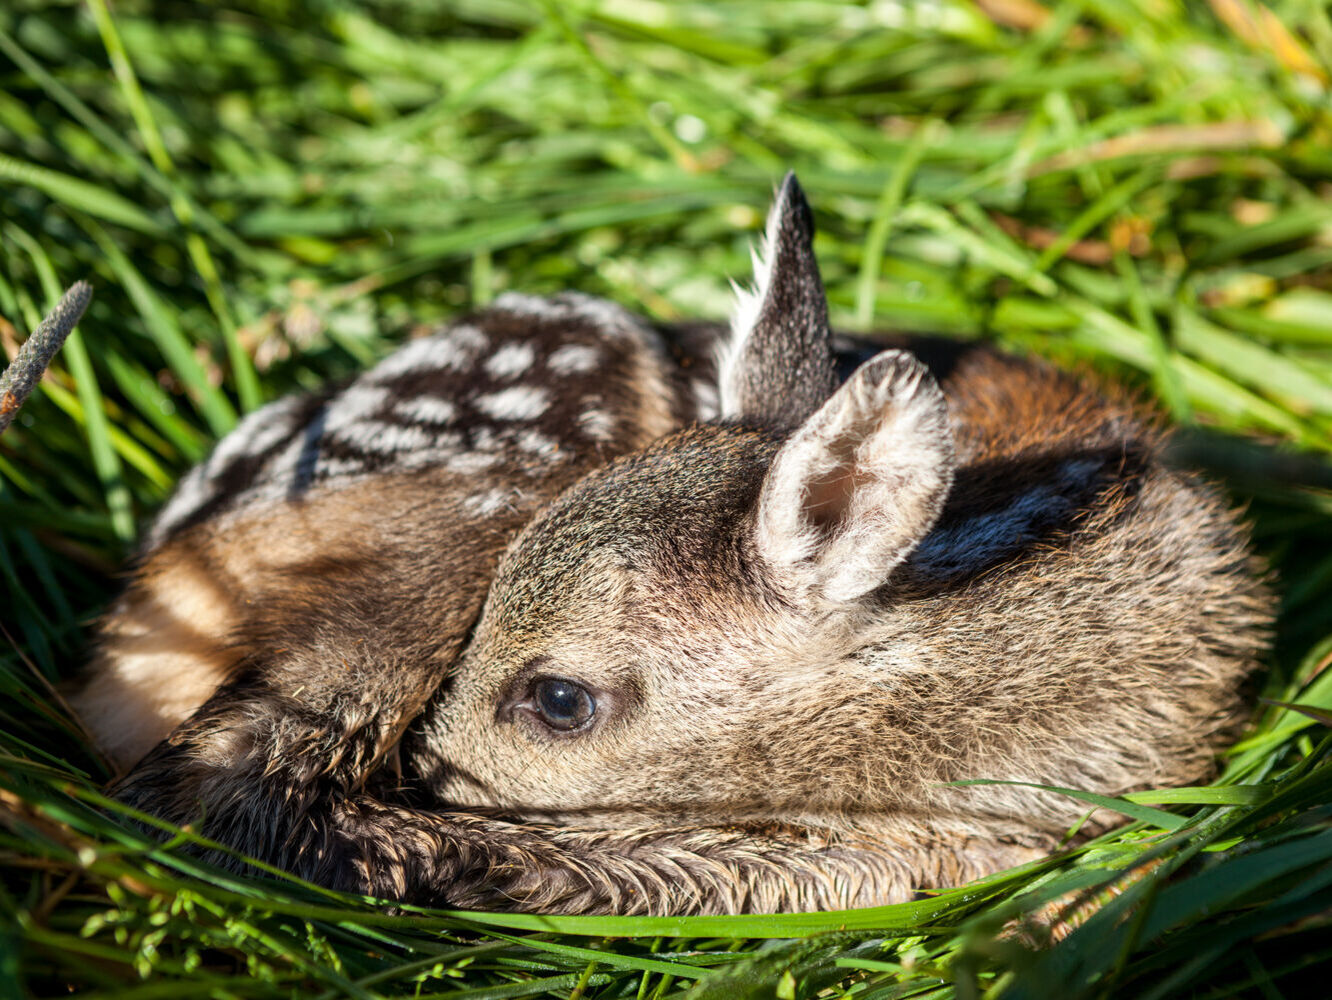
(531, 677, 596, 731)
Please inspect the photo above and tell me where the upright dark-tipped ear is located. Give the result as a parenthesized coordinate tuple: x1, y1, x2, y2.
(754, 350, 954, 604)
(719, 172, 837, 426)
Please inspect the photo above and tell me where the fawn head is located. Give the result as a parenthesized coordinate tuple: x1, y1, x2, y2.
(418, 173, 1268, 836)
(426, 175, 971, 826)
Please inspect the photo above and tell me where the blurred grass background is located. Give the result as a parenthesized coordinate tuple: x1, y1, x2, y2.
(2, 1, 1332, 997)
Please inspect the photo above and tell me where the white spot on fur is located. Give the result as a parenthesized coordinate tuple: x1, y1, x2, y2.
(463, 489, 511, 516)
(433, 430, 466, 452)
(397, 436, 468, 469)
(333, 420, 435, 453)
(369, 337, 453, 379)
(493, 291, 643, 342)
(578, 408, 616, 442)
(323, 385, 391, 432)
(448, 451, 501, 473)
(515, 428, 561, 457)
(471, 426, 501, 452)
(393, 396, 458, 425)
(371, 325, 488, 379)
(491, 292, 559, 319)
(206, 395, 302, 471)
(314, 457, 366, 478)
(262, 435, 310, 482)
(546, 343, 601, 375)
(484, 342, 536, 379)
(474, 386, 550, 421)
(453, 324, 490, 349)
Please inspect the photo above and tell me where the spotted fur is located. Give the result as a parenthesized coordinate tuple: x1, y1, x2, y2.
(74, 292, 691, 771)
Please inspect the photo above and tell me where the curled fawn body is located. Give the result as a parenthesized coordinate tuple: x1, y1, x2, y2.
(71, 291, 706, 877)
(77, 175, 1270, 914)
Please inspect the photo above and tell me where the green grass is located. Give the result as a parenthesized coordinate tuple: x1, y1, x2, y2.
(3, 1, 1332, 997)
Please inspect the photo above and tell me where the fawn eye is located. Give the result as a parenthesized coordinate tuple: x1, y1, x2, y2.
(531, 678, 596, 731)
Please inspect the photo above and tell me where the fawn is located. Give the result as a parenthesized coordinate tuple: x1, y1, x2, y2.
(72, 175, 1271, 914)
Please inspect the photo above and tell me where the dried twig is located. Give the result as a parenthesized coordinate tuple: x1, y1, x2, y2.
(0, 281, 92, 435)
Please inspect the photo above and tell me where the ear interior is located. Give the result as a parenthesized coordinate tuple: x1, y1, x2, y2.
(718, 172, 837, 426)
(756, 350, 954, 603)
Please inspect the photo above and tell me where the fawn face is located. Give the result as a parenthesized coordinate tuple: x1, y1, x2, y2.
(435, 368, 955, 826)
(424, 178, 963, 826)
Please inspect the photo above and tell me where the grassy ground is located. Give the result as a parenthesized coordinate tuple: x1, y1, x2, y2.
(2, 1, 1332, 997)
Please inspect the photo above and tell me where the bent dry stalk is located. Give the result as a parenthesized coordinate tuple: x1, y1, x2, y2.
(0, 281, 92, 435)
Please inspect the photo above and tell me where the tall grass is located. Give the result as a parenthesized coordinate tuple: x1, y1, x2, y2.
(2, 1, 1331, 997)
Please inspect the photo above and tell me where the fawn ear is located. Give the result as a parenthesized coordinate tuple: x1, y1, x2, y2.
(755, 350, 954, 603)
(719, 172, 838, 426)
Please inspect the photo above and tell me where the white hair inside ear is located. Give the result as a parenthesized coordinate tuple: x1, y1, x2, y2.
(718, 206, 780, 418)
(756, 350, 955, 604)
(714, 172, 838, 427)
